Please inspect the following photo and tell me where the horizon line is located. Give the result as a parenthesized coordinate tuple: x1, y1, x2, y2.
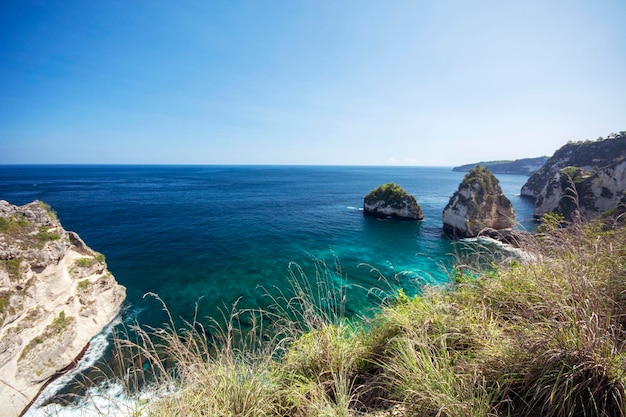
(0, 162, 458, 168)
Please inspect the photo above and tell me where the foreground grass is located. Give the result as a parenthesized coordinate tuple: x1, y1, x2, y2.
(117, 217, 626, 417)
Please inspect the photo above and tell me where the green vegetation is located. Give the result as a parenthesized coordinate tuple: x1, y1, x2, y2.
(74, 255, 104, 269)
(113, 215, 626, 417)
(37, 200, 58, 221)
(36, 225, 60, 246)
(52, 310, 72, 331)
(72, 254, 106, 276)
(0, 258, 22, 280)
(461, 165, 497, 191)
(0, 201, 63, 252)
(0, 216, 29, 234)
(76, 279, 91, 291)
(0, 292, 7, 315)
(537, 212, 566, 233)
(75, 258, 93, 268)
(364, 183, 411, 206)
(560, 166, 592, 184)
(19, 311, 75, 361)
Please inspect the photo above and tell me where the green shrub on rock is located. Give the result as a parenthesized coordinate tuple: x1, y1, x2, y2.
(364, 183, 424, 220)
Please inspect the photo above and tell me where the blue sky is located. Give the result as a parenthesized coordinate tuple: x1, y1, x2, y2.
(1, 1, 624, 165)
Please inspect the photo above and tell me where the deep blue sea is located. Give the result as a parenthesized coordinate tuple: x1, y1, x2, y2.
(1, 165, 534, 414)
(1, 165, 534, 327)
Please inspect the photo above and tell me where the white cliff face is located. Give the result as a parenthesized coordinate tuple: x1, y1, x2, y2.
(521, 155, 572, 198)
(441, 188, 471, 233)
(522, 134, 626, 199)
(363, 200, 421, 219)
(581, 160, 626, 216)
(0, 200, 126, 416)
(534, 171, 570, 217)
(533, 161, 626, 220)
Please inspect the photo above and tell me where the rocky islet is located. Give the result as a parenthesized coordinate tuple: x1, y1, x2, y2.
(363, 183, 424, 221)
(442, 166, 516, 238)
(364, 169, 518, 239)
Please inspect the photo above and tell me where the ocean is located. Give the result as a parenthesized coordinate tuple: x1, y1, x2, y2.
(0, 165, 534, 414)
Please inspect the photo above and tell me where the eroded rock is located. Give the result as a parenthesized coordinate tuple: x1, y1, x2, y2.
(534, 160, 626, 222)
(443, 166, 516, 238)
(0, 200, 126, 416)
(364, 183, 424, 220)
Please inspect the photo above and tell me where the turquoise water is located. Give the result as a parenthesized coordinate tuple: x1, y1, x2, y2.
(0, 165, 534, 327)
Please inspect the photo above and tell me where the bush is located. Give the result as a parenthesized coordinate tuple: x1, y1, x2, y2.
(364, 183, 411, 206)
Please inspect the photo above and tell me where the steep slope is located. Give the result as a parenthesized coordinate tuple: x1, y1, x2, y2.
(443, 166, 516, 238)
(534, 161, 626, 221)
(0, 200, 126, 416)
(521, 133, 626, 198)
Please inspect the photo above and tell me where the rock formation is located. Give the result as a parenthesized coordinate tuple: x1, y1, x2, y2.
(521, 132, 626, 221)
(363, 183, 424, 220)
(521, 133, 626, 198)
(534, 161, 626, 221)
(443, 166, 516, 238)
(0, 200, 126, 416)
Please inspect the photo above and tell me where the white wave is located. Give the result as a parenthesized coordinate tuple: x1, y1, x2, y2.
(474, 236, 538, 263)
(346, 206, 363, 211)
(24, 316, 123, 417)
(23, 381, 159, 417)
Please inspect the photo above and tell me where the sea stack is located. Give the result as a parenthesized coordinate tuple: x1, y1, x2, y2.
(443, 166, 516, 238)
(364, 183, 424, 220)
(0, 200, 126, 416)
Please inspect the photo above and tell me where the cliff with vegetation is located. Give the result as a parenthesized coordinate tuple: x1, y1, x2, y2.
(453, 156, 548, 176)
(522, 132, 626, 195)
(534, 161, 626, 221)
(442, 166, 516, 238)
(521, 133, 626, 221)
(0, 200, 126, 416)
(364, 183, 424, 220)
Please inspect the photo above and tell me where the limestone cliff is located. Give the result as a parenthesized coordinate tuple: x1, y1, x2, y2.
(534, 161, 626, 221)
(0, 200, 126, 416)
(363, 183, 424, 220)
(521, 133, 626, 198)
(443, 166, 516, 238)
(520, 132, 626, 220)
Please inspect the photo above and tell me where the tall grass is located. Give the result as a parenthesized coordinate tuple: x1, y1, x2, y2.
(103, 215, 626, 417)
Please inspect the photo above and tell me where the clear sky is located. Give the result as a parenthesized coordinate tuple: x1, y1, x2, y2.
(1, 1, 624, 166)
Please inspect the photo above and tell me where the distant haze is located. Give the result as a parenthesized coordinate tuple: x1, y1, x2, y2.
(1, 1, 625, 165)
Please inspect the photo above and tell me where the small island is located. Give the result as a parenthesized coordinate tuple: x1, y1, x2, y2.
(363, 183, 424, 220)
